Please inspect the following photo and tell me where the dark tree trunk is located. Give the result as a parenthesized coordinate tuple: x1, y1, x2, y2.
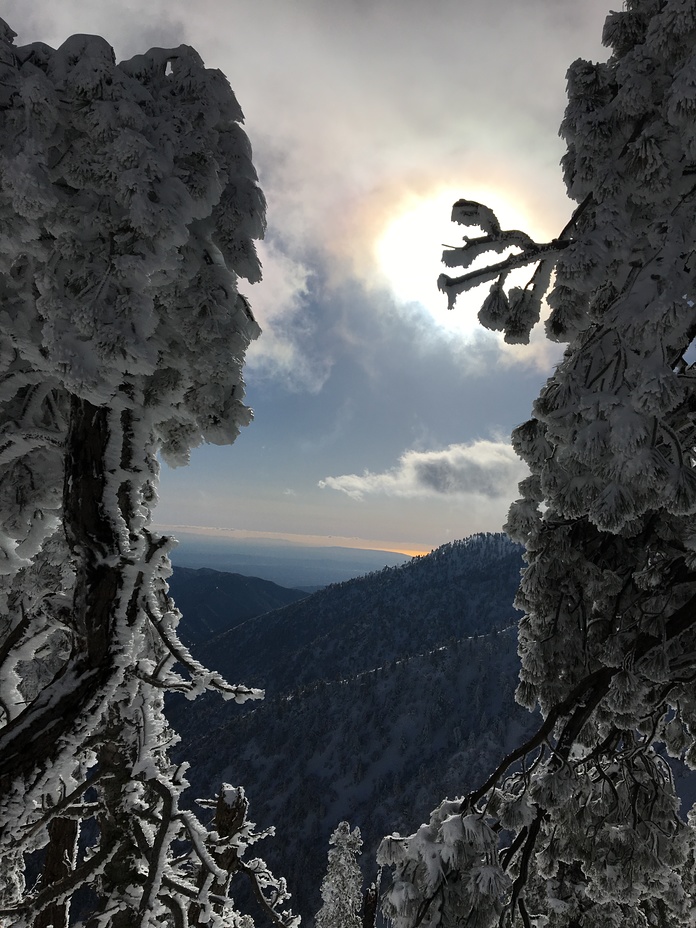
(363, 881, 378, 928)
(0, 395, 143, 926)
(0, 397, 121, 790)
(63, 394, 123, 666)
(34, 817, 80, 928)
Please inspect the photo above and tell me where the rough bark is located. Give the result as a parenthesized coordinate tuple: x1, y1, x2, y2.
(0, 397, 122, 794)
(33, 817, 79, 928)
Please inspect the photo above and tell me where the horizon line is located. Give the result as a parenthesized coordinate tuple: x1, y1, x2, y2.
(154, 523, 433, 558)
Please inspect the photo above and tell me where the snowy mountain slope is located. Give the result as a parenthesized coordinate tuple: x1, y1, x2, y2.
(169, 534, 531, 918)
(192, 533, 524, 697)
(167, 532, 696, 921)
(167, 566, 307, 646)
(180, 625, 537, 920)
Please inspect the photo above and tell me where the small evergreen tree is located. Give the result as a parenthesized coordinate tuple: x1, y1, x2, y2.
(316, 822, 363, 928)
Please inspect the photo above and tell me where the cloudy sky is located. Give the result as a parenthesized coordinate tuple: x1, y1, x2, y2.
(8, 0, 612, 555)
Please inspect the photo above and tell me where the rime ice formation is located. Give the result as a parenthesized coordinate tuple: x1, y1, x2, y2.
(385, 4, 696, 926)
(0, 21, 295, 928)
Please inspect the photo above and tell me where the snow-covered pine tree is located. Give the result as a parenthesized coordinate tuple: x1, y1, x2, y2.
(316, 822, 363, 928)
(380, 2, 696, 926)
(0, 21, 296, 928)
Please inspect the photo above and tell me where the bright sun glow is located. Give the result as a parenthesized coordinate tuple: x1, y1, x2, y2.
(374, 186, 546, 339)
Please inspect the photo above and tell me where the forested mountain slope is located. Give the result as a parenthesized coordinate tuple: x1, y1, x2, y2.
(168, 566, 307, 646)
(181, 625, 535, 920)
(193, 532, 524, 697)
(170, 534, 533, 918)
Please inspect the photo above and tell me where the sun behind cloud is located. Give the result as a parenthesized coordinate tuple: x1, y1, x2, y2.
(373, 185, 555, 339)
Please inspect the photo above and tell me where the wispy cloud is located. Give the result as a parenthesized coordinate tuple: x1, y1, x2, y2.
(244, 240, 332, 394)
(162, 0, 607, 373)
(319, 439, 527, 502)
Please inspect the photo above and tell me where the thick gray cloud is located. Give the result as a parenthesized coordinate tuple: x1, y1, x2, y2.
(319, 439, 528, 501)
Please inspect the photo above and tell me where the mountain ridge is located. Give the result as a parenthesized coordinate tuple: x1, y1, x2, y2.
(192, 532, 524, 696)
(169, 533, 532, 918)
(167, 565, 307, 646)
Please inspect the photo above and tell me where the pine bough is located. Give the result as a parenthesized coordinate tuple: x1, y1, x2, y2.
(0, 20, 296, 928)
(381, 3, 696, 926)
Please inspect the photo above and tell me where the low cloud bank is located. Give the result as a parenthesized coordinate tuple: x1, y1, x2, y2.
(319, 439, 527, 502)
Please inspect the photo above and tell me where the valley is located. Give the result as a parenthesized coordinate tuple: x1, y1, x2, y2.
(167, 533, 537, 919)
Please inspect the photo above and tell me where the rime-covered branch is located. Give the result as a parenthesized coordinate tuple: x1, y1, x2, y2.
(380, 4, 696, 926)
(0, 18, 294, 928)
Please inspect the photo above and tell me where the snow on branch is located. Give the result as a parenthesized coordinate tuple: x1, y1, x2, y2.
(0, 16, 293, 928)
(437, 200, 573, 343)
(382, 5, 696, 927)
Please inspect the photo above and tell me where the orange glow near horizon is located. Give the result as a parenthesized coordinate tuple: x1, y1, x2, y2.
(155, 524, 433, 559)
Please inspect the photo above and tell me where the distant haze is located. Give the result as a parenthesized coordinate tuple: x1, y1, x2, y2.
(167, 530, 409, 587)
